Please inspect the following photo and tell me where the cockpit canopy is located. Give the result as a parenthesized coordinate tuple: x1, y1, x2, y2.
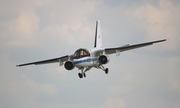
(74, 48, 90, 59)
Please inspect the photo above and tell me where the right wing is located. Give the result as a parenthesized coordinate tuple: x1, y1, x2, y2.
(105, 39, 166, 55)
(16, 55, 71, 67)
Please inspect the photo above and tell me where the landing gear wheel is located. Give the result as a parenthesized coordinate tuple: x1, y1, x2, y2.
(105, 68, 109, 74)
(83, 73, 86, 77)
(78, 73, 83, 78)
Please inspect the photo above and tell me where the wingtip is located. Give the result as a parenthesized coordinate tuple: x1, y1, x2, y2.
(158, 39, 167, 42)
(165, 38, 169, 41)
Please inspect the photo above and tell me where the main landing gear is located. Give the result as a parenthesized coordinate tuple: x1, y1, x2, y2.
(99, 65, 109, 74)
(105, 68, 109, 74)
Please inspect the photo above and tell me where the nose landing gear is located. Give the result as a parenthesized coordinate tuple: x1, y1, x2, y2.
(78, 72, 86, 79)
(78, 73, 83, 78)
(78, 67, 89, 78)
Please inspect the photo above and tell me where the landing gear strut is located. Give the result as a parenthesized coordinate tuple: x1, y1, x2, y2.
(99, 65, 109, 74)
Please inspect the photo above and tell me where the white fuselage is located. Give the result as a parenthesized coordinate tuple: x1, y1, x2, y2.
(73, 48, 104, 68)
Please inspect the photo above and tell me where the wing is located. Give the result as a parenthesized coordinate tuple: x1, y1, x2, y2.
(16, 55, 70, 67)
(105, 39, 166, 54)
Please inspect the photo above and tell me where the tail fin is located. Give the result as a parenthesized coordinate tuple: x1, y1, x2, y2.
(94, 20, 103, 48)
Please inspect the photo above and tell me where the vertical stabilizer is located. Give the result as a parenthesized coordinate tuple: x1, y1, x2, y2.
(94, 20, 103, 48)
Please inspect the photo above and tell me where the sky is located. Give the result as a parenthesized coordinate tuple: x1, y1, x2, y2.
(0, 0, 180, 108)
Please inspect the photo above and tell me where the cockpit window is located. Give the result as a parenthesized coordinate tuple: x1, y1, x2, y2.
(74, 49, 90, 59)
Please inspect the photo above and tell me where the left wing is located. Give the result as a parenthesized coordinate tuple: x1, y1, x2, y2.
(105, 39, 166, 54)
(16, 55, 70, 67)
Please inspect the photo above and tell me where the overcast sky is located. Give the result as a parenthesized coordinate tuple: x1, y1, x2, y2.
(0, 0, 180, 108)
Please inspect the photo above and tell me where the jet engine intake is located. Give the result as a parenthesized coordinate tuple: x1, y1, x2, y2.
(98, 55, 110, 64)
(64, 61, 75, 70)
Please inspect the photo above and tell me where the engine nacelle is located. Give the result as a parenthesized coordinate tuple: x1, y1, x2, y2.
(98, 55, 110, 64)
(64, 61, 75, 70)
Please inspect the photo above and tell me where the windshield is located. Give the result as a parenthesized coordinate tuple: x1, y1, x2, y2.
(74, 49, 90, 59)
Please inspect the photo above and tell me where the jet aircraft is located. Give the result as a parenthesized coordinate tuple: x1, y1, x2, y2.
(17, 20, 166, 78)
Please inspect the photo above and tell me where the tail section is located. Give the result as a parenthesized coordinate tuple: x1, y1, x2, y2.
(94, 20, 103, 48)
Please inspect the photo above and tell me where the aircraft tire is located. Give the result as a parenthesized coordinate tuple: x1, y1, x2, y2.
(78, 73, 83, 78)
(105, 68, 109, 74)
(83, 73, 86, 77)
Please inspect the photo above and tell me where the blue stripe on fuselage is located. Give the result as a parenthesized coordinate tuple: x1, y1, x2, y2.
(74, 58, 98, 65)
